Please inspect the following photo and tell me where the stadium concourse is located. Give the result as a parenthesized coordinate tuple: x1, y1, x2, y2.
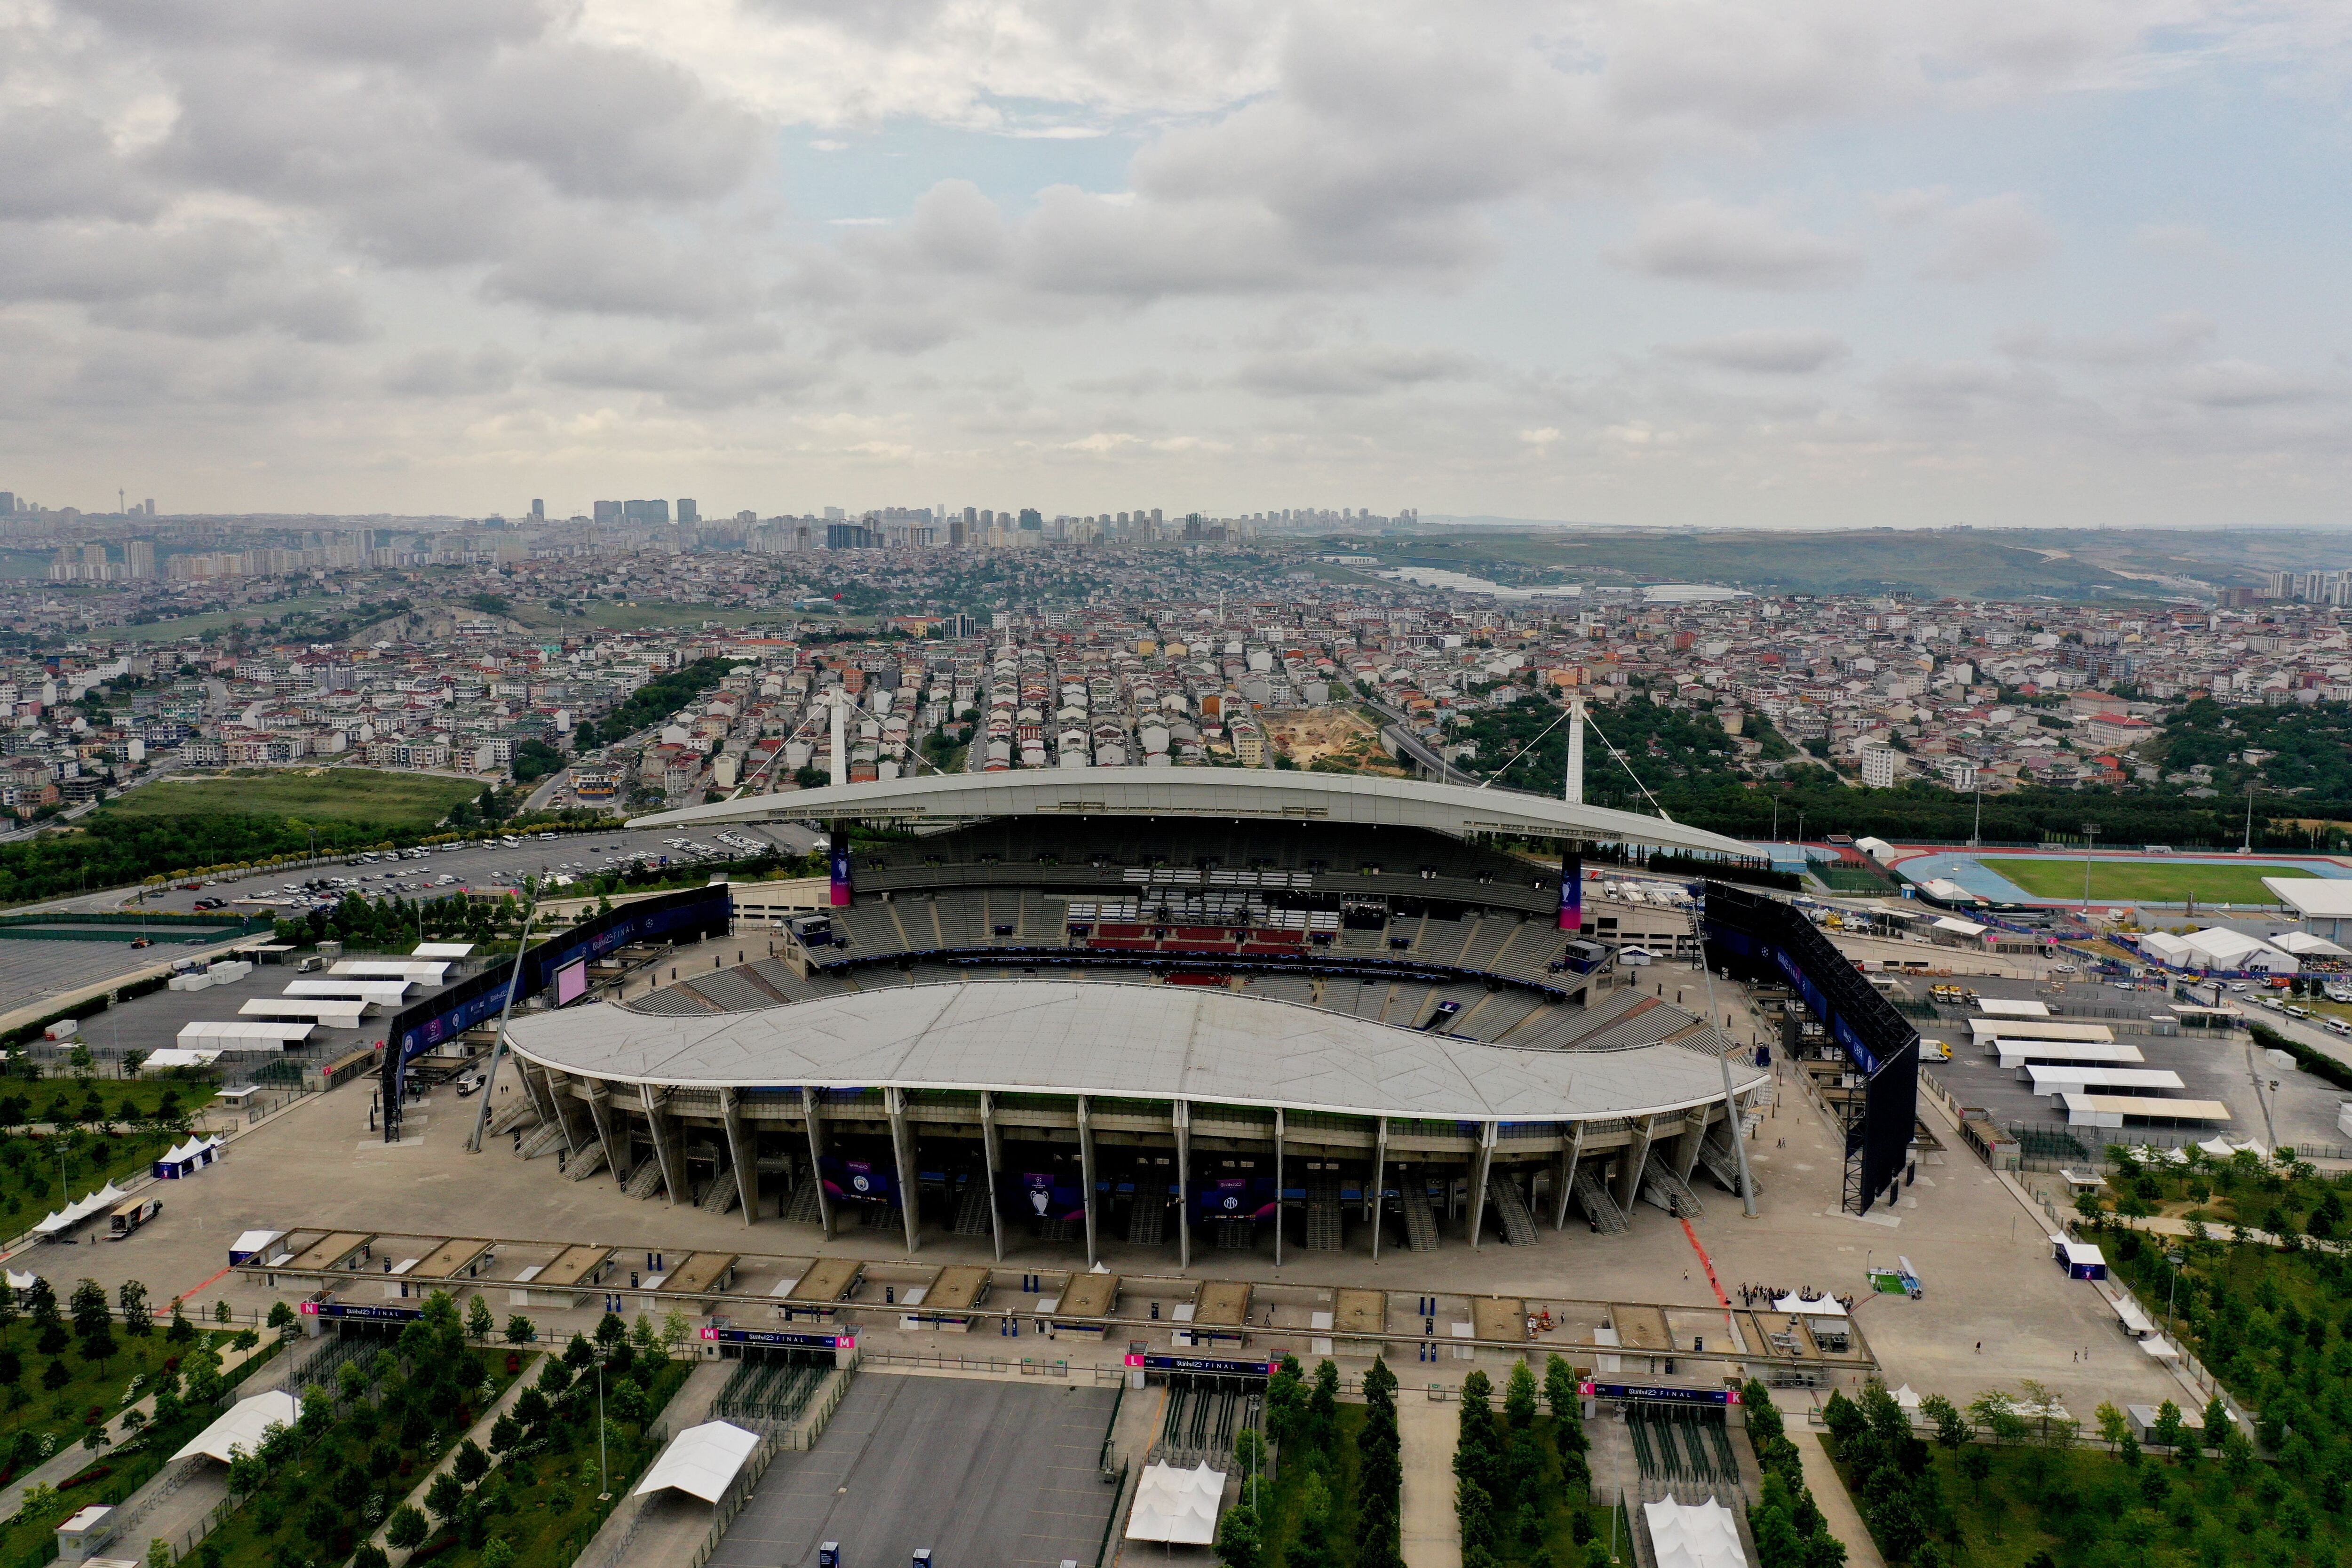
(499, 770, 1775, 1266)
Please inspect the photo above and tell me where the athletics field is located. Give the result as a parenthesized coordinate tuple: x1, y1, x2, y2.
(1971, 857, 2314, 905)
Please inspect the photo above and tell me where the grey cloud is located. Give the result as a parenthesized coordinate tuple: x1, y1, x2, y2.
(2161, 359, 2341, 409)
(1999, 314, 2216, 366)
(72, 0, 549, 66)
(1661, 329, 1851, 374)
(0, 220, 370, 342)
(383, 346, 522, 397)
(1611, 202, 1862, 291)
(481, 222, 754, 319)
(1881, 190, 2053, 281)
(1235, 344, 1479, 398)
(542, 340, 821, 409)
(0, 108, 162, 222)
(449, 43, 766, 202)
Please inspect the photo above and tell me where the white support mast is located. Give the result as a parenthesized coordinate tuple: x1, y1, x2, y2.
(1564, 693, 1586, 805)
(828, 688, 848, 788)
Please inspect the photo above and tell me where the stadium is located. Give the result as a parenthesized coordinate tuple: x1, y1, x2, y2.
(455, 771, 1913, 1267)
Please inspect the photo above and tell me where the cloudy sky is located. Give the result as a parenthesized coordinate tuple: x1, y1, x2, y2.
(5, 0, 2350, 526)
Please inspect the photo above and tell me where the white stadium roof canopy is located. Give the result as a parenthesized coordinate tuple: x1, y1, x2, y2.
(628, 769, 1755, 859)
(507, 978, 1764, 1123)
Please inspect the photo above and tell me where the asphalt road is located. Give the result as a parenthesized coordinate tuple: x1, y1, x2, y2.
(707, 1376, 1121, 1568)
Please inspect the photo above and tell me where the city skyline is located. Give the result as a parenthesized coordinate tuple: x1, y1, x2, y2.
(4, 3, 2350, 526)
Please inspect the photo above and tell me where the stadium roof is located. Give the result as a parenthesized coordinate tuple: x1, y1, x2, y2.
(508, 979, 1762, 1122)
(632, 768, 1752, 858)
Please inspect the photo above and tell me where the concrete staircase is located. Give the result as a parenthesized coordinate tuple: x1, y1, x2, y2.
(1397, 1183, 1442, 1251)
(1573, 1168, 1629, 1234)
(1485, 1176, 1540, 1247)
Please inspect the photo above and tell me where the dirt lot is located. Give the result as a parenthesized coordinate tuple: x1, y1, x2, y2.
(1266, 706, 1404, 773)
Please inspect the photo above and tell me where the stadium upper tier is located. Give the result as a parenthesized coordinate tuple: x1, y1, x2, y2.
(629, 768, 1752, 859)
(507, 979, 1762, 1124)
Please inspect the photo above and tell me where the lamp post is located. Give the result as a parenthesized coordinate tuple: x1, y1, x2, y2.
(596, 1360, 610, 1499)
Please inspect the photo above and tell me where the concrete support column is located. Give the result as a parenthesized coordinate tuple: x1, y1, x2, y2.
(719, 1088, 758, 1226)
(1369, 1117, 1389, 1263)
(584, 1085, 625, 1189)
(1677, 1110, 1708, 1183)
(515, 1058, 557, 1129)
(639, 1084, 685, 1205)
(980, 1091, 1007, 1263)
(1273, 1109, 1286, 1268)
(1173, 1100, 1192, 1272)
(533, 1066, 582, 1157)
(1619, 1114, 1660, 1213)
(1077, 1096, 1100, 1271)
(801, 1087, 834, 1239)
(1553, 1121, 1587, 1230)
(1467, 1120, 1497, 1251)
(886, 1087, 921, 1255)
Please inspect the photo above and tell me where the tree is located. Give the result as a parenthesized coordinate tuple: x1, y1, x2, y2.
(662, 1306, 693, 1356)
(1214, 1498, 1262, 1568)
(505, 1314, 538, 1346)
(386, 1505, 429, 1551)
(352, 1546, 390, 1568)
(609, 1379, 652, 1426)
(114, 1281, 150, 1338)
(166, 1297, 195, 1345)
(452, 1438, 489, 1487)
(466, 1295, 497, 1344)
(481, 1540, 516, 1568)
(1921, 1393, 1969, 1451)
(1504, 1359, 1538, 1429)
(2151, 1401, 2186, 1455)
(214, 1299, 233, 1326)
(489, 1412, 521, 1455)
(425, 1471, 466, 1524)
(266, 1300, 295, 1340)
(2095, 1401, 2131, 1451)
(1543, 1352, 1579, 1424)
(564, 1332, 595, 1370)
(595, 1310, 627, 1348)
(69, 1277, 110, 1339)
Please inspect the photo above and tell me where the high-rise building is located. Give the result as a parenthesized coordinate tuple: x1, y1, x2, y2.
(1019, 508, 1042, 531)
(530, 499, 545, 522)
(0, 493, 14, 516)
(677, 498, 699, 525)
(594, 500, 621, 525)
(126, 540, 156, 579)
(624, 499, 670, 525)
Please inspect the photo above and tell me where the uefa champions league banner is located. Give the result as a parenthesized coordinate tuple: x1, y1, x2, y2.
(1195, 1175, 1276, 1222)
(820, 1156, 895, 1203)
(1020, 1171, 1087, 1224)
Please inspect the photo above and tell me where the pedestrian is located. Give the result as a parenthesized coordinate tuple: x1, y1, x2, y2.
(1975, 1341, 1982, 1354)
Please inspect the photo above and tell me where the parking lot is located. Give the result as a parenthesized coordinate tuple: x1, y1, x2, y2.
(707, 1376, 1122, 1568)
(1908, 971, 2350, 1153)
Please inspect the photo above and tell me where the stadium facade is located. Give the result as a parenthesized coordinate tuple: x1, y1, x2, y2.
(498, 771, 1795, 1264)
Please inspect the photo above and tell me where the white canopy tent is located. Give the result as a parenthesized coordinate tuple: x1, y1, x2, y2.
(32, 1183, 126, 1236)
(1770, 1292, 1845, 1317)
(1644, 1494, 1748, 1568)
(286, 980, 413, 1002)
(142, 1048, 222, 1069)
(1126, 1462, 1225, 1545)
(239, 998, 369, 1027)
(412, 942, 476, 958)
(177, 1020, 314, 1045)
(1977, 999, 2052, 1019)
(633, 1421, 761, 1504)
(172, 1390, 300, 1464)
(2272, 931, 2350, 957)
(331, 961, 449, 982)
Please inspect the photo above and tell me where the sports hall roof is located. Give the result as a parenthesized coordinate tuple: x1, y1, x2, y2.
(630, 769, 1752, 859)
(507, 978, 1762, 1122)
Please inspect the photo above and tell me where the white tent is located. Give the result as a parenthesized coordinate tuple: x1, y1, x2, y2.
(143, 1048, 222, 1069)
(1644, 1494, 1748, 1568)
(1126, 1462, 1225, 1545)
(2272, 931, 2350, 957)
(1771, 1292, 1846, 1317)
(2179, 928, 2297, 975)
(1889, 1385, 1922, 1411)
(331, 961, 448, 982)
(33, 1182, 127, 1236)
(177, 1021, 314, 1045)
(633, 1421, 761, 1504)
(172, 1390, 299, 1464)
(1977, 998, 2052, 1018)
(412, 942, 476, 958)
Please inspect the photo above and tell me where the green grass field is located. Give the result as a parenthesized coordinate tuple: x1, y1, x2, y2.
(508, 600, 770, 632)
(106, 769, 484, 828)
(1979, 856, 2315, 904)
(103, 594, 359, 642)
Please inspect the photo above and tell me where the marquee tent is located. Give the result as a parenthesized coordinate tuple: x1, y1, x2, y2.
(172, 1390, 300, 1464)
(33, 1183, 127, 1236)
(633, 1421, 761, 1504)
(1644, 1494, 1747, 1568)
(1126, 1462, 1225, 1545)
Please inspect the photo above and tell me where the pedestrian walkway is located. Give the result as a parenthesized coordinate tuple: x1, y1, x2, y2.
(1398, 1395, 1460, 1568)
(1792, 1432, 1884, 1568)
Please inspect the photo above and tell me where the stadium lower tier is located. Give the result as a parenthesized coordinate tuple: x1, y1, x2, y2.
(504, 973, 1768, 1265)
